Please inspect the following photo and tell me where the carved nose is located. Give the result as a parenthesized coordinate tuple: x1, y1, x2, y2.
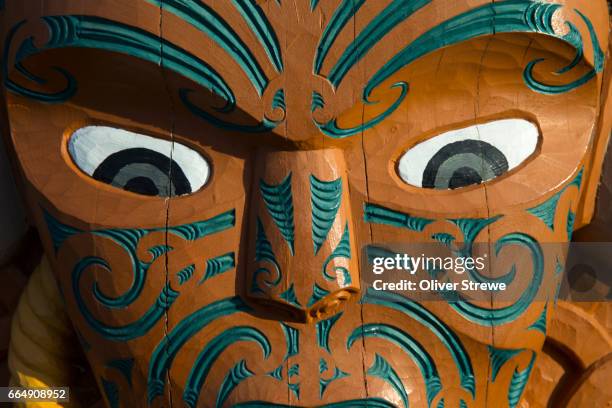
(245, 149, 359, 323)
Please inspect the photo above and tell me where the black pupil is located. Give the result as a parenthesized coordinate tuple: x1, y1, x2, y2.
(123, 177, 161, 196)
(92, 148, 192, 197)
(422, 140, 509, 190)
(448, 167, 483, 189)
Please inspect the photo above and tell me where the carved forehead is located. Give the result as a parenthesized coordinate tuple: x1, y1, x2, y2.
(0, 0, 609, 142)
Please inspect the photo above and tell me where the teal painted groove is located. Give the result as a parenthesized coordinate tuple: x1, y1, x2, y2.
(528, 302, 548, 334)
(576, 10, 605, 72)
(3, 22, 76, 102)
(147, 245, 173, 261)
(566, 209, 576, 240)
(314, 0, 366, 74)
(147, 0, 268, 95)
(106, 358, 135, 387)
(327, 0, 431, 87)
(448, 216, 518, 287)
(527, 191, 561, 231)
(315, 1, 601, 139)
(364, 203, 434, 231)
(348, 323, 441, 406)
(101, 378, 119, 408)
(233, 0, 284, 72)
(367, 354, 408, 408)
(260, 173, 296, 255)
(73, 256, 178, 341)
(310, 0, 320, 11)
(363, 289, 475, 396)
(147, 297, 251, 403)
(311, 91, 325, 112)
(267, 364, 283, 380)
(449, 216, 501, 250)
(43, 210, 82, 253)
(90, 228, 148, 308)
(215, 360, 255, 408)
(183, 327, 270, 408)
(319, 366, 350, 398)
(92, 228, 145, 259)
(508, 352, 536, 408)
(364, 1, 600, 102)
(570, 168, 584, 189)
(527, 167, 583, 232)
(165, 209, 236, 241)
(432, 233, 455, 247)
(71, 209, 234, 310)
(488, 346, 523, 382)
(316, 82, 408, 138)
(280, 284, 301, 307)
(271, 88, 286, 110)
(288, 382, 300, 399)
(447, 233, 543, 326)
(524, 8, 604, 94)
(310, 175, 343, 255)
(12, 27, 47, 83)
(13, 37, 50, 85)
(322, 223, 351, 282)
(41, 15, 232, 104)
(180, 88, 281, 133)
(554, 22, 583, 75)
(178, 264, 196, 285)
(252, 217, 282, 293)
(281, 322, 299, 360)
(233, 398, 396, 407)
(201, 252, 235, 284)
(316, 313, 343, 352)
(308, 283, 330, 307)
(288, 364, 299, 378)
(319, 358, 328, 374)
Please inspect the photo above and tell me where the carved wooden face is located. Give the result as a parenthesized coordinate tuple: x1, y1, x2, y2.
(1, 0, 610, 407)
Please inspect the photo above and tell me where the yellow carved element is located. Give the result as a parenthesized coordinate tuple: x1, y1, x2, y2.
(8, 257, 79, 408)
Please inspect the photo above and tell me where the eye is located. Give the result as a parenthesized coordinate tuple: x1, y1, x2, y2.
(397, 119, 539, 190)
(68, 126, 209, 197)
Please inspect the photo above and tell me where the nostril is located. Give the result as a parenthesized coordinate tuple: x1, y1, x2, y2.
(306, 288, 359, 323)
(247, 287, 359, 324)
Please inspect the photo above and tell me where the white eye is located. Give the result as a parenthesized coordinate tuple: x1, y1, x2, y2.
(397, 119, 539, 190)
(69, 126, 209, 197)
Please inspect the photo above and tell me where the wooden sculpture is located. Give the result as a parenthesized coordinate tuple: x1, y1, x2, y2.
(0, 0, 611, 407)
